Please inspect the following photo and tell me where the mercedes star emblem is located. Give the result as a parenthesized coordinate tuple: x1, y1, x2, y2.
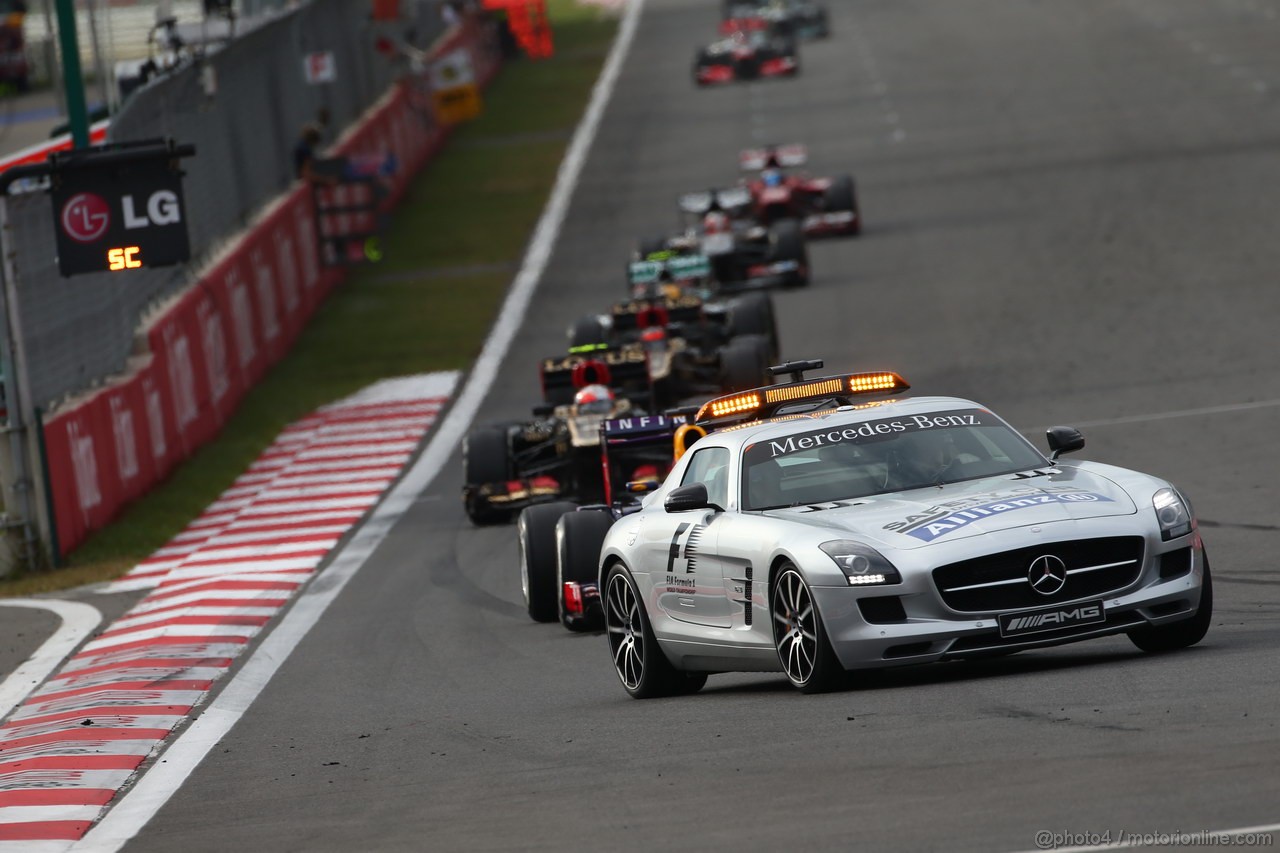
(1028, 554, 1067, 596)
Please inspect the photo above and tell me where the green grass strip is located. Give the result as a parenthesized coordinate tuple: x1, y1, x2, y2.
(0, 1, 620, 596)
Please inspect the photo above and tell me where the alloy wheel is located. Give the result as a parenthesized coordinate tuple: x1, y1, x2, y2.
(607, 572, 644, 690)
(773, 568, 819, 685)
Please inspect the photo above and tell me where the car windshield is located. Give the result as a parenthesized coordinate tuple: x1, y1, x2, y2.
(740, 408, 1048, 510)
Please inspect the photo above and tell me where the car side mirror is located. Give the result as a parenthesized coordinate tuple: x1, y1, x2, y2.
(532, 404, 554, 417)
(664, 482, 723, 513)
(1046, 426, 1085, 461)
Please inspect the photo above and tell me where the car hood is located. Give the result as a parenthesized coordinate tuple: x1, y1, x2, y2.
(759, 470, 1139, 550)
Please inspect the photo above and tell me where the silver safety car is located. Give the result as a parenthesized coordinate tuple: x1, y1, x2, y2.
(600, 364, 1211, 697)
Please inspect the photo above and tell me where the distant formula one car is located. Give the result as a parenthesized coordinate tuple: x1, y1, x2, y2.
(738, 143, 860, 236)
(641, 189, 809, 289)
(518, 413, 698, 629)
(568, 277, 780, 402)
(694, 24, 799, 85)
(722, 0, 831, 39)
(597, 361, 1212, 698)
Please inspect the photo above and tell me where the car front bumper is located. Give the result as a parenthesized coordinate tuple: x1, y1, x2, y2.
(810, 539, 1206, 670)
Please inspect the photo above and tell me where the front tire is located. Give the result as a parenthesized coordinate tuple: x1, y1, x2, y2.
(1128, 554, 1213, 653)
(605, 563, 683, 698)
(518, 501, 577, 623)
(772, 564, 845, 693)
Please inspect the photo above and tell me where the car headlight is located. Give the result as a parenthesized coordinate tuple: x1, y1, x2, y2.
(818, 540, 902, 586)
(1153, 488, 1193, 541)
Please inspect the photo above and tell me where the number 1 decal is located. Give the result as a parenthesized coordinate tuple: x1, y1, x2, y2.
(666, 523, 692, 574)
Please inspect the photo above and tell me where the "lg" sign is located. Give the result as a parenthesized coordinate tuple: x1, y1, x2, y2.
(122, 190, 182, 230)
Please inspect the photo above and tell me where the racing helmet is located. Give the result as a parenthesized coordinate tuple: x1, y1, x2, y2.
(703, 210, 730, 234)
(641, 326, 668, 354)
(573, 384, 615, 416)
(761, 168, 783, 188)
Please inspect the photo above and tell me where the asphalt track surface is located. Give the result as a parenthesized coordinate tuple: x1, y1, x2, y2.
(122, 1, 1280, 850)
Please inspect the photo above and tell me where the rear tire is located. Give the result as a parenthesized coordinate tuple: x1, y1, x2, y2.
(637, 235, 668, 258)
(824, 174, 859, 235)
(720, 334, 771, 391)
(557, 509, 614, 631)
(769, 219, 809, 287)
(605, 563, 683, 698)
(463, 426, 513, 525)
(772, 564, 846, 693)
(727, 293, 780, 361)
(1128, 554, 1213, 653)
(518, 501, 578, 623)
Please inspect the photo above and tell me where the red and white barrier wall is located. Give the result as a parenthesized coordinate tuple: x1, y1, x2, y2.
(40, 20, 501, 559)
(0, 373, 456, 848)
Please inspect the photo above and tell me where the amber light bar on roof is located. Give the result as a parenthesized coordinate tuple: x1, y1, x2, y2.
(695, 371, 910, 423)
(765, 377, 844, 404)
(849, 372, 905, 393)
(703, 392, 762, 420)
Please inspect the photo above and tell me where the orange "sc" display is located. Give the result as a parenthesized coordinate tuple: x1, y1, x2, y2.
(107, 246, 142, 271)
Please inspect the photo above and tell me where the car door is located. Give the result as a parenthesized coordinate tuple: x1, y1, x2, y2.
(641, 446, 733, 629)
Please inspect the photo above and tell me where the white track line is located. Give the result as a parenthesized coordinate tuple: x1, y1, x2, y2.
(1053, 397, 1280, 430)
(73, 2, 646, 849)
(0, 599, 102, 723)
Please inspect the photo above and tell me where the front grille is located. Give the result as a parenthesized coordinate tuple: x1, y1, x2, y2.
(933, 536, 1145, 613)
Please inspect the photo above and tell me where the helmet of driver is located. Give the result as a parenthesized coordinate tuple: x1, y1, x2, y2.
(703, 210, 730, 234)
(573, 384, 615, 416)
(761, 168, 783, 188)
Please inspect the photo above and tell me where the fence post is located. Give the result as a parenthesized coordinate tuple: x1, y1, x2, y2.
(0, 193, 44, 573)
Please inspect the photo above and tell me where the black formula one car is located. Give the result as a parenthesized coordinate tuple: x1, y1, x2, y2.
(643, 187, 809, 288)
(722, 0, 831, 40)
(738, 143, 861, 236)
(461, 349, 652, 525)
(518, 412, 700, 629)
(694, 21, 799, 85)
(567, 281, 779, 406)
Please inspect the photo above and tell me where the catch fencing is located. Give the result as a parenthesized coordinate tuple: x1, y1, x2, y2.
(8, 0, 445, 416)
(0, 1, 501, 563)
(35, 17, 501, 558)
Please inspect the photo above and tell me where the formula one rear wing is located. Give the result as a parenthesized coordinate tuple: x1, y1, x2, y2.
(540, 344, 652, 407)
(609, 292, 705, 332)
(678, 187, 753, 214)
(628, 254, 711, 286)
(739, 143, 808, 171)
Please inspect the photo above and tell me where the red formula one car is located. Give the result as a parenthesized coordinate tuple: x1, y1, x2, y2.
(738, 143, 861, 236)
(694, 22, 799, 85)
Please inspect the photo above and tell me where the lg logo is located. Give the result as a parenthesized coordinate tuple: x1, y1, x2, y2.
(123, 190, 182, 229)
(59, 190, 182, 243)
(61, 193, 111, 243)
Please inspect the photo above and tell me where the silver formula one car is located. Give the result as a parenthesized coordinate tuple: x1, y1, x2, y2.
(601, 362, 1211, 697)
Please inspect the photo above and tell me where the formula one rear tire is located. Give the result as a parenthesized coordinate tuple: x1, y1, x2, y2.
(463, 426, 513, 525)
(557, 509, 614, 632)
(519, 501, 578, 623)
(721, 334, 772, 391)
(728, 293, 780, 361)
